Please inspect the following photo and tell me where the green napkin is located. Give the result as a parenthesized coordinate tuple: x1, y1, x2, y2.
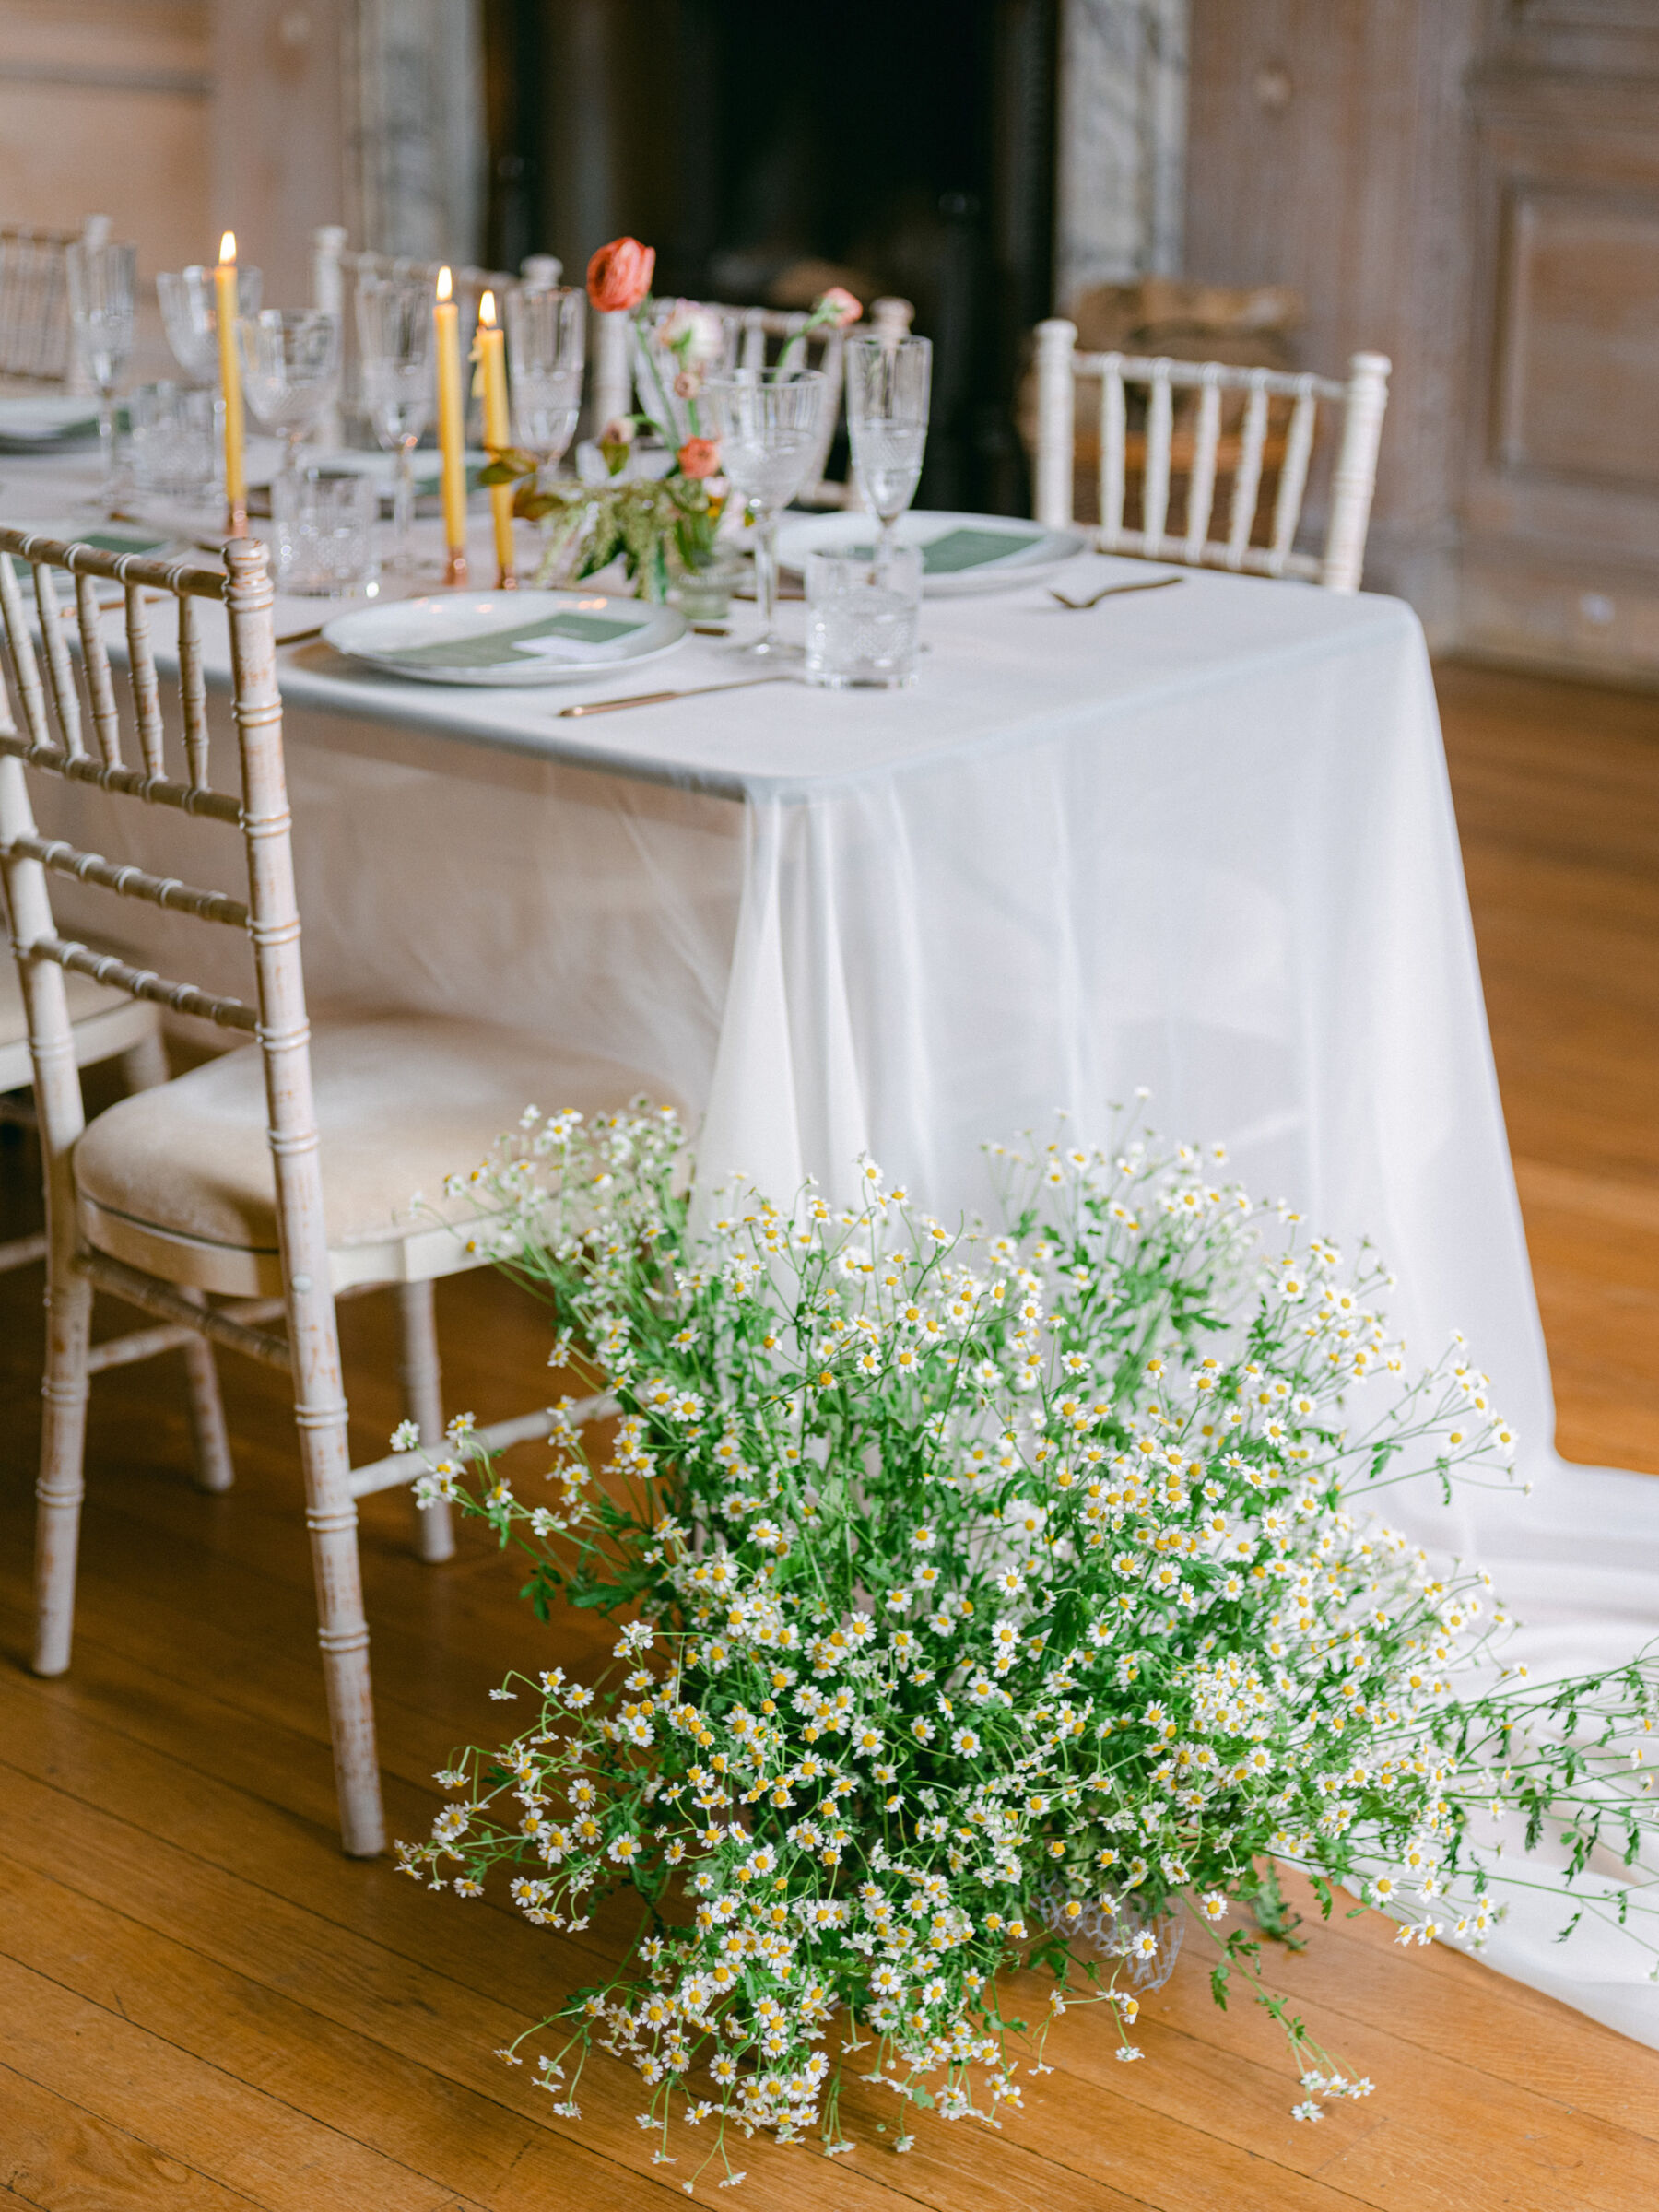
(375, 609, 649, 669)
(917, 526, 1043, 573)
(835, 526, 1046, 575)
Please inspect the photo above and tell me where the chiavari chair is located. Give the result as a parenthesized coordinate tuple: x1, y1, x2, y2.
(0, 528, 661, 1854)
(311, 225, 515, 440)
(1031, 319, 1391, 593)
(0, 951, 171, 1267)
(0, 215, 112, 386)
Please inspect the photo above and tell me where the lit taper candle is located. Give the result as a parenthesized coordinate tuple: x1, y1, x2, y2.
(214, 231, 246, 536)
(476, 289, 516, 589)
(434, 265, 468, 588)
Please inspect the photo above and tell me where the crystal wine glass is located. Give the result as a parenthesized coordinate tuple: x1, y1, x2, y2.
(355, 277, 434, 571)
(504, 282, 585, 506)
(845, 333, 932, 559)
(157, 263, 262, 385)
(65, 238, 137, 512)
(238, 308, 340, 487)
(702, 368, 827, 656)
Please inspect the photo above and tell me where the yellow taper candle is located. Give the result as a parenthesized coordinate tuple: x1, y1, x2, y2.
(433, 266, 468, 588)
(214, 231, 246, 536)
(476, 289, 516, 589)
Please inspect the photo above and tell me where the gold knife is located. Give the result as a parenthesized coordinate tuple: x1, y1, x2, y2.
(559, 673, 794, 718)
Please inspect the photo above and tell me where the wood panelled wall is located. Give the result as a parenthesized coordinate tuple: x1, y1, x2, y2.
(1184, 0, 1659, 681)
(0, 0, 211, 380)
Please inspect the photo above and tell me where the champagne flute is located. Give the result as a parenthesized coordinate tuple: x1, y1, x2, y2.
(845, 333, 932, 559)
(703, 368, 827, 657)
(65, 238, 137, 512)
(356, 277, 434, 571)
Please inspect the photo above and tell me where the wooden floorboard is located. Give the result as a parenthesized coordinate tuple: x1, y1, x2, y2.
(2, 658, 1657, 2206)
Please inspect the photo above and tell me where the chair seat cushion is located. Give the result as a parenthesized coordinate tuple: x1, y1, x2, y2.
(73, 1014, 671, 1291)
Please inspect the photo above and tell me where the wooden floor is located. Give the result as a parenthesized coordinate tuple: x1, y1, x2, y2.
(2, 660, 1657, 2210)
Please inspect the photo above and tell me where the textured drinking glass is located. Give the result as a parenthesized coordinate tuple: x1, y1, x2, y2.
(128, 381, 219, 500)
(271, 466, 379, 595)
(804, 545, 922, 688)
(238, 308, 340, 484)
(65, 238, 136, 511)
(703, 368, 827, 656)
(845, 334, 932, 559)
(157, 264, 262, 384)
(356, 277, 434, 571)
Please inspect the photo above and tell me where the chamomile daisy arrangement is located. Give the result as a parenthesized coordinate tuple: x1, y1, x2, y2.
(396, 1102, 1659, 2189)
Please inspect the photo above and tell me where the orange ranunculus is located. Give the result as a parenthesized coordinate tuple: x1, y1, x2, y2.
(817, 285, 863, 328)
(587, 237, 655, 314)
(677, 437, 721, 480)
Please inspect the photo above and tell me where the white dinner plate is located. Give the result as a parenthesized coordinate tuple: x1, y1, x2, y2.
(776, 509, 1088, 596)
(322, 589, 689, 688)
(0, 395, 101, 450)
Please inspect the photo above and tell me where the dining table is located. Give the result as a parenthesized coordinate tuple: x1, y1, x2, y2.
(5, 444, 1657, 2047)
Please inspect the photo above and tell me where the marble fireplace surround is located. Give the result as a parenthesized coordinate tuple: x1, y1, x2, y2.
(339, 0, 1187, 313)
(1057, 0, 1190, 307)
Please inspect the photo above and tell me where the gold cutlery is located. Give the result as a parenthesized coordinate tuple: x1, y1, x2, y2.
(1050, 572, 1185, 610)
(559, 673, 794, 718)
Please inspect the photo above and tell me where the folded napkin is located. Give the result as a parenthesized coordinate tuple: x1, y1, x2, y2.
(838, 525, 1046, 575)
(372, 608, 650, 670)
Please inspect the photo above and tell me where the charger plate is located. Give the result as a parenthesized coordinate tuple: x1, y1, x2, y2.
(322, 589, 688, 688)
(776, 509, 1088, 596)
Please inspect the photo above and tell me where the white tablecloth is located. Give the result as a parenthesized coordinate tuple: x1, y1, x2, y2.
(8, 464, 1657, 2046)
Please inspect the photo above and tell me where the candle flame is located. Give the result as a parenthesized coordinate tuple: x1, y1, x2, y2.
(479, 289, 497, 327)
(436, 265, 453, 303)
(219, 230, 237, 265)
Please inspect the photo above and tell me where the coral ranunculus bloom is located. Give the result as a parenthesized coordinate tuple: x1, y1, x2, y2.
(587, 237, 655, 314)
(677, 437, 721, 480)
(818, 285, 863, 328)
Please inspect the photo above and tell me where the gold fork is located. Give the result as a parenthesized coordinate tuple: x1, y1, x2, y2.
(1050, 573, 1185, 610)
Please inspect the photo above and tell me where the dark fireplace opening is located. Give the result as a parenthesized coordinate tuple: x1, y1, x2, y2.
(484, 0, 1057, 514)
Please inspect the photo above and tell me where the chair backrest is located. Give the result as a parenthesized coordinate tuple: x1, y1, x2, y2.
(1031, 318, 1390, 593)
(0, 526, 346, 1427)
(0, 215, 112, 385)
(592, 294, 915, 510)
(311, 224, 516, 438)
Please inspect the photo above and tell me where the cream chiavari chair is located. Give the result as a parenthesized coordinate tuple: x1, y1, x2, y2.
(0, 947, 169, 1271)
(592, 296, 916, 510)
(1031, 318, 1391, 593)
(0, 216, 112, 386)
(0, 528, 660, 1854)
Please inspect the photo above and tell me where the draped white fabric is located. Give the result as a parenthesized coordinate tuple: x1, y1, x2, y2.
(24, 543, 1659, 2046)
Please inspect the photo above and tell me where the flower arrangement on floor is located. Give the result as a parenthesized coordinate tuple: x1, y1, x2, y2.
(481, 237, 860, 599)
(397, 1103, 1659, 2191)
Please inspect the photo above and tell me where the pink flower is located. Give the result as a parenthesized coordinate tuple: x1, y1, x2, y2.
(587, 237, 655, 314)
(817, 285, 862, 329)
(677, 437, 721, 480)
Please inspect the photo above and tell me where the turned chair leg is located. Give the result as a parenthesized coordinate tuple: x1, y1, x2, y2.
(395, 1278, 453, 1562)
(33, 1263, 94, 1676)
(179, 1288, 234, 1493)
